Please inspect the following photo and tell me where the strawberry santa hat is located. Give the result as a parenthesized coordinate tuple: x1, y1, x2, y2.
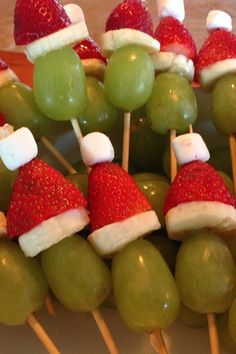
(152, 0, 197, 82)
(73, 37, 107, 81)
(14, 0, 89, 63)
(195, 10, 236, 89)
(0, 125, 89, 257)
(101, 0, 160, 57)
(163, 133, 236, 240)
(79, 132, 160, 257)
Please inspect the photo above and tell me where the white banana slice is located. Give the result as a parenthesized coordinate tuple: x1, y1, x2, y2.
(199, 58, 236, 89)
(0, 69, 18, 88)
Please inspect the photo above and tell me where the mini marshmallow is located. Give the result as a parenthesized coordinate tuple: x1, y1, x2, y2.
(173, 133, 210, 166)
(80, 132, 114, 167)
(64, 3, 85, 24)
(206, 10, 232, 32)
(157, 0, 185, 22)
(0, 127, 38, 171)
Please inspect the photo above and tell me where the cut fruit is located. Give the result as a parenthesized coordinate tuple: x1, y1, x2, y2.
(19, 208, 89, 257)
(101, 29, 160, 57)
(199, 58, 236, 89)
(0, 69, 18, 88)
(88, 210, 160, 257)
(165, 201, 236, 240)
(151, 51, 194, 81)
(26, 21, 89, 63)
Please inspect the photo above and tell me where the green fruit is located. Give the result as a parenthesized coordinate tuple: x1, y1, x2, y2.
(175, 231, 236, 314)
(132, 172, 169, 184)
(130, 114, 166, 172)
(132, 175, 169, 227)
(66, 173, 88, 197)
(212, 75, 236, 134)
(0, 160, 17, 212)
(0, 240, 48, 325)
(112, 239, 180, 332)
(229, 299, 236, 344)
(0, 81, 50, 140)
(104, 45, 155, 112)
(41, 235, 111, 312)
(179, 303, 207, 328)
(146, 72, 198, 134)
(34, 47, 87, 120)
(78, 76, 117, 134)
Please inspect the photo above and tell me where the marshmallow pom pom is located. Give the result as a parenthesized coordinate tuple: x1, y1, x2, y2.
(206, 10, 232, 32)
(0, 127, 38, 171)
(157, 0, 185, 22)
(64, 3, 85, 24)
(80, 132, 114, 167)
(173, 133, 210, 166)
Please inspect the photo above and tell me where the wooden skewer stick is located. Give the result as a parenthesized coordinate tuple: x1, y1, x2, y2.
(229, 133, 236, 195)
(170, 129, 177, 182)
(70, 118, 90, 173)
(207, 313, 220, 354)
(27, 314, 60, 354)
(41, 136, 77, 175)
(122, 111, 131, 172)
(45, 295, 56, 317)
(189, 124, 193, 134)
(92, 309, 120, 354)
(150, 330, 168, 354)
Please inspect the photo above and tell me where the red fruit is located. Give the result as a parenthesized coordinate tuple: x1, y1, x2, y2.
(154, 16, 197, 61)
(105, 0, 153, 36)
(0, 59, 8, 71)
(0, 113, 6, 126)
(7, 159, 87, 237)
(195, 29, 236, 83)
(73, 38, 107, 64)
(14, 0, 71, 45)
(88, 162, 153, 231)
(163, 160, 236, 215)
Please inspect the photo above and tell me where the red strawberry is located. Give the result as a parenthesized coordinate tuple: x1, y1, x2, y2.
(154, 16, 197, 61)
(14, 0, 71, 45)
(7, 159, 87, 237)
(0, 59, 8, 71)
(88, 162, 153, 231)
(163, 160, 236, 215)
(105, 0, 153, 36)
(0, 113, 6, 126)
(73, 38, 107, 64)
(195, 29, 236, 83)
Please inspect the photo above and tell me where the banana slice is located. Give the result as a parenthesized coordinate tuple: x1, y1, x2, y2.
(151, 51, 194, 81)
(166, 201, 236, 240)
(19, 208, 89, 257)
(26, 21, 89, 63)
(101, 29, 160, 57)
(0, 69, 18, 88)
(200, 58, 236, 89)
(88, 210, 160, 257)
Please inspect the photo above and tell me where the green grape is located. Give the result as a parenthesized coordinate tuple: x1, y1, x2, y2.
(229, 299, 236, 344)
(34, 47, 87, 120)
(132, 172, 169, 184)
(104, 45, 155, 112)
(132, 174, 169, 227)
(146, 233, 179, 274)
(218, 311, 236, 353)
(175, 231, 236, 314)
(179, 303, 207, 328)
(130, 114, 167, 172)
(146, 72, 198, 134)
(212, 75, 236, 134)
(41, 235, 111, 312)
(218, 171, 235, 195)
(66, 173, 88, 197)
(0, 160, 17, 212)
(112, 239, 180, 332)
(209, 146, 232, 177)
(0, 81, 50, 140)
(0, 240, 48, 326)
(78, 76, 117, 134)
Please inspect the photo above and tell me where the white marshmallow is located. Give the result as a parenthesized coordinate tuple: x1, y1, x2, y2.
(0, 127, 38, 171)
(206, 10, 232, 32)
(157, 0, 185, 22)
(80, 132, 114, 167)
(173, 133, 210, 166)
(64, 3, 85, 24)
